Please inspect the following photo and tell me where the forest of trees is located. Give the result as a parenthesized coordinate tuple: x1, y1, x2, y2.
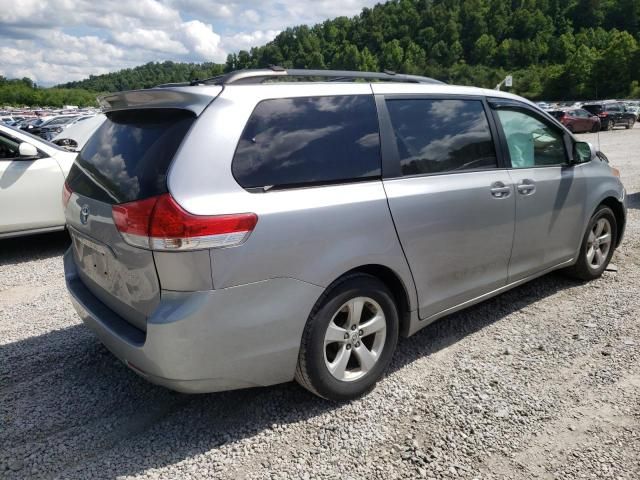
(58, 61, 225, 94)
(3, 0, 640, 106)
(0, 77, 99, 107)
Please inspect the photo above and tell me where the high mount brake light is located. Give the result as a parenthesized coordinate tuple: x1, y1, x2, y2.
(112, 193, 258, 251)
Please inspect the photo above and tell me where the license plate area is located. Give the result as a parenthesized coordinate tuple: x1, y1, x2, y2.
(70, 229, 114, 286)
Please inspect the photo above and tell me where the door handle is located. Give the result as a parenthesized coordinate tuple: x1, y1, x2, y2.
(517, 179, 536, 195)
(490, 182, 511, 198)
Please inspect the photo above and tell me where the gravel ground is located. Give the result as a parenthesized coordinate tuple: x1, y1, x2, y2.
(1, 126, 639, 480)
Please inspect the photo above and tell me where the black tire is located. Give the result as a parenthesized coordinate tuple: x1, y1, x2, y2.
(626, 119, 633, 129)
(591, 123, 600, 133)
(607, 120, 615, 131)
(564, 205, 617, 281)
(295, 273, 399, 401)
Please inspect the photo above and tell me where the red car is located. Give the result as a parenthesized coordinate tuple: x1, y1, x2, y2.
(549, 108, 601, 133)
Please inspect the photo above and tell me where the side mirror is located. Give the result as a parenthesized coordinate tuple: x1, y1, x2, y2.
(573, 141, 594, 164)
(53, 138, 79, 151)
(18, 142, 38, 158)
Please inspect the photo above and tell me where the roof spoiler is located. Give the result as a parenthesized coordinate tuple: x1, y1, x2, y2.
(98, 87, 221, 115)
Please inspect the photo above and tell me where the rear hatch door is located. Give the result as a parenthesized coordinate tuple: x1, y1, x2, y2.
(65, 107, 197, 331)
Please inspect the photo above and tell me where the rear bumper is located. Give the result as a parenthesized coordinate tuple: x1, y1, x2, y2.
(64, 249, 323, 393)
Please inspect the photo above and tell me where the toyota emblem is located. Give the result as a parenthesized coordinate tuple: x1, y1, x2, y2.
(80, 204, 90, 225)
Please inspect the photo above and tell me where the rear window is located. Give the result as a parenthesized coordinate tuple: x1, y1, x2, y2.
(386, 99, 497, 176)
(67, 109, 194, 204)
(548, 110, 565, 119)
(232, 95, 380, 190)
(582, 104, 603, 115)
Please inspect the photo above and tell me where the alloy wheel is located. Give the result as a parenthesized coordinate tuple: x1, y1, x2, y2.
(323, 297, 387, 382)
(586, 218, 612, 270)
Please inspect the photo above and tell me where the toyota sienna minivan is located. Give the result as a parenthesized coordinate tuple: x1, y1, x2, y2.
(63, 68, 626, 401)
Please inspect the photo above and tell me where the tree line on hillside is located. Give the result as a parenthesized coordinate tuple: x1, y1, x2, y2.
(223, 0, 640, 100)
(4, 0, 640, 106)
(58, 61, 225, 95)
(0, 77, 99, 108)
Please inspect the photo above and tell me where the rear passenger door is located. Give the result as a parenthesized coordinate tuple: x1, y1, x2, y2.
(377, 94, 515, 320)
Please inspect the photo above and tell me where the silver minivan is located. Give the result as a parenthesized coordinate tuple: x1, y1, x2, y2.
(63, 69, 626, 401)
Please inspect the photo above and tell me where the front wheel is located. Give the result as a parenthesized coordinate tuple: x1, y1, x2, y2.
(295, 274, 399, 401)
(564, 206, 617, 281)
(626, 119, 633, 129)
(607, 120, 615, 131)
(591, 123, 600, 133)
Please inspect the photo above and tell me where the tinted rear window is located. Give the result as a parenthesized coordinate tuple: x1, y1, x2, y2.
(582, 104, 603, 114)
(67, 109, 194, 204)
(232, 95, 380, 190)
(386, 99, 497, 176)
(548, 110, 565, 119)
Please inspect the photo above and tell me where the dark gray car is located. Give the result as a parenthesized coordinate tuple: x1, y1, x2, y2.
(63, 69, 626, 400)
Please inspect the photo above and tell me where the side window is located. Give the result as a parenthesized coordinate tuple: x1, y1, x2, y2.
(496, 110, 567, 168)
(385, 99, 497, 176)
(0, 133, 20, 160)
(232, 95, 380, 189)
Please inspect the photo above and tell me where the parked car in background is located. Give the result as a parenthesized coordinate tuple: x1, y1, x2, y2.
(582, 101, 636, 130)
(20, 116, 57, 136)
(548, 107, 601, 133)
(39, 115, 94, 141)
(0, 124, 76, 238)
(624, 104, 640, 120)
(63, 68, 626, 401)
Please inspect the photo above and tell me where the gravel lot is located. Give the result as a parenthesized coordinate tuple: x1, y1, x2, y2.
(1, 126, 639, 480)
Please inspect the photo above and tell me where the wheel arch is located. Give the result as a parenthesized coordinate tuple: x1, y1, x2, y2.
(322, 264, 414, 338)
(599, 196, 626, 247)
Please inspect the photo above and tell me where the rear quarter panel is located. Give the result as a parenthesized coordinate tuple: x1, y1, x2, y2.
(167, 84, 417, 310)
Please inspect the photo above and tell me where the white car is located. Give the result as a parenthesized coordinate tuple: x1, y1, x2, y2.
(52, 114, 105, 151)
(0, 124, 77, 238)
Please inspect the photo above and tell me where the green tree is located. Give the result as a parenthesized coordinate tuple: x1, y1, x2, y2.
(381, 40, 404, 71)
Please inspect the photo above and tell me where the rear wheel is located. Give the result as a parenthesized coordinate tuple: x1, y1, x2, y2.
(564, 206, 617, 281)
(295, 274, 399, 401)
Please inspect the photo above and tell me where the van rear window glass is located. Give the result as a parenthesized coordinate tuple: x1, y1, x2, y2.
(232, 95, 381, 190)
(386, 99, 497, 176)
(66, 109, 194, 204)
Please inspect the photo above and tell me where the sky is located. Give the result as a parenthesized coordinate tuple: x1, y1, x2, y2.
(0, 0, 380, 86)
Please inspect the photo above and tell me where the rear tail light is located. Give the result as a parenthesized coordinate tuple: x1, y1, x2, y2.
(598, 112, 608, 118)
(62, 182, 72, 208)
(112, 193, 257, 251)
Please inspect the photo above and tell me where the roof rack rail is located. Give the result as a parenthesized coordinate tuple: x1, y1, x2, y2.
(180, 67, 444, 86)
